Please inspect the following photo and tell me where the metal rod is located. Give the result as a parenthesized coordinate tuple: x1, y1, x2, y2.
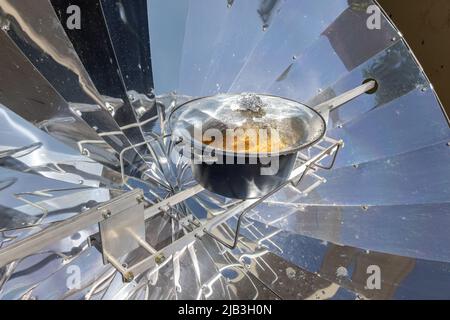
(297, 141, 343, 170)
(104, 251, 134, 282)
(104, 251, 127, 275)
(144, 184, 204, 220)
(119, 140, 170, 190)
(130, 232, 157, 255)
(0, 183, 203, 267)
(202, 181, 291, 249)
(0, 189, 142, 267)
(314, 80, 376, 114)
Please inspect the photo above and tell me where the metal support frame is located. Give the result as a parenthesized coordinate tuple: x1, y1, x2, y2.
(0, 189, 142, 266)
(0, 81, 374, 282)
(0, 138, 342, 281)
(110, 137, 344, 278)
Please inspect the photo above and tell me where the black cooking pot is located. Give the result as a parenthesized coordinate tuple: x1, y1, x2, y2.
(169, 93, 326, 199)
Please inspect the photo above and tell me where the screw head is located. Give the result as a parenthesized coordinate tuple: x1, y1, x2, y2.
(136, 195, 145, 204)
(102, 209, 111, 219)
(1, 19, 10, 31)
(155, 253, 166, 265)
(123, 271, 134, 283)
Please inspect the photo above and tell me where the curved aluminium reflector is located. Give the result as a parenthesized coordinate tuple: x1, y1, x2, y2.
(0, 0, 449, 300)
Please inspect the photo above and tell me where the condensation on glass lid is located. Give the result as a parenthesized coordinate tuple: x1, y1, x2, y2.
(169, 93, 327, 154)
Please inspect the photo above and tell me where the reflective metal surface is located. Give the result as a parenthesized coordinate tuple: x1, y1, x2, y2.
(0, 104, 120, 187)
(45, 1, 146, 155)
(148, 0, 189, 95)
(0, 0, 449, 300)
(0, 29, 119, 163)
(0, 0, 138, 161)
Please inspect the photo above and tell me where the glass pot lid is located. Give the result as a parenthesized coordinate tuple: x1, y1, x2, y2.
(168, 93, 326, 156)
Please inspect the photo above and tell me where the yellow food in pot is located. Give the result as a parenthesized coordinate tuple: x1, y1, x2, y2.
(203, 128, 288, 153)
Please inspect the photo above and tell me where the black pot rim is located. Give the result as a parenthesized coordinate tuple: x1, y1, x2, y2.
(168, 93, 327, 157)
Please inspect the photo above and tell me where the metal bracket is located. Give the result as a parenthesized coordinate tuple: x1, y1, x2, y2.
(97, 191, 159, 282)
(0, 189, 143, 267)
(98, 193, 145, 264)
